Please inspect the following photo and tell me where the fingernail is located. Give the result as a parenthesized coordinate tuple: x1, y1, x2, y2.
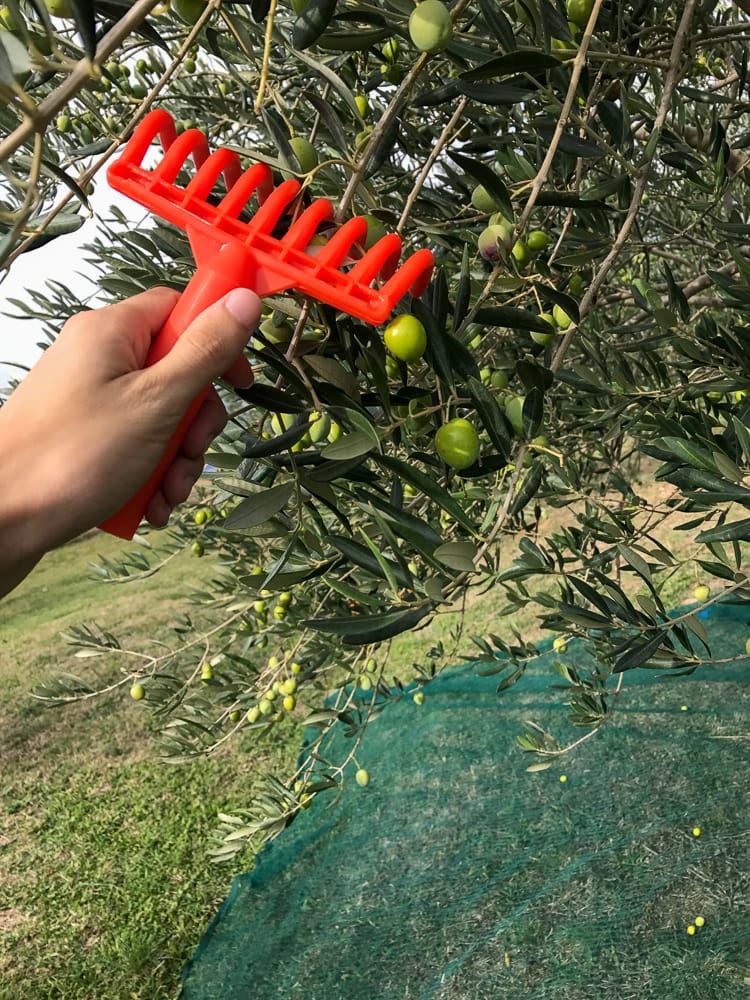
(224, 288, 260, 327)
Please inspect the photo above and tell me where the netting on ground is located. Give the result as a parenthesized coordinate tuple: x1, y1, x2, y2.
(181, 602, 750, 1000)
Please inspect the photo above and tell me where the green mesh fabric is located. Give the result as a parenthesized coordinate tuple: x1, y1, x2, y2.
(181, 603, 750, 999)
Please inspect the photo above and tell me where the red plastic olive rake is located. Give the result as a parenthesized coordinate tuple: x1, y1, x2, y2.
(99, 108, 434, 540)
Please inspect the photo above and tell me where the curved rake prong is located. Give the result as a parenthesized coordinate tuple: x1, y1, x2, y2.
(119, 109, 176, 168)
(312, 216, 369, 269)
(102, 108, 437, 540)
(153, 128, 211, 184)
(247, 177, 301, 234)
(283, 198, 334, 250)
(216, 163, 274, 220)
(348, 233, 403, 286)
(382, 248, 435, 303)
(185, 147, 242, 201)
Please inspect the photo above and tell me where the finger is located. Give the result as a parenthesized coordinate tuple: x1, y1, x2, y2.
(161, 454, 205, 508)
(222, 352, 254, 389)
(78, 287, 181, 368)
(180, 389, 228, 460)
(144, 488, 172, 529)
(34, 287, 182, 384)
(153, 288, 262, 406)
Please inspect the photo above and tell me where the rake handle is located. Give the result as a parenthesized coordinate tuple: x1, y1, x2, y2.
(100, 243, 255, 540)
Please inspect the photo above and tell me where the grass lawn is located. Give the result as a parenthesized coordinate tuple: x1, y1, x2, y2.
(0, 532, 299, 1000)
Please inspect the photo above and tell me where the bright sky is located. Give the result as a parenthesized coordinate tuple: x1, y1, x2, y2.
(0, 188, 136, 391)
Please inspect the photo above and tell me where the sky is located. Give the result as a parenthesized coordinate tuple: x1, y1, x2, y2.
(0, 188, 136, 391)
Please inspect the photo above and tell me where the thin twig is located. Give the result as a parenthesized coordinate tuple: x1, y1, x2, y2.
(550, 0, 698, 374)
(2, 1, 217, 272)
(254, 0, 278, 115)
(397, 97, 469, 236)
(516, 0, 605, 232)
(0, 0, 163, 163)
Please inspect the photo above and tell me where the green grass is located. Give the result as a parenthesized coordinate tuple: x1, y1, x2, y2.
(0, 532, 300, 1000)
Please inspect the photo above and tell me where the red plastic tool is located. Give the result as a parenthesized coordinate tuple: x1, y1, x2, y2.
(99, 108, 434, 540)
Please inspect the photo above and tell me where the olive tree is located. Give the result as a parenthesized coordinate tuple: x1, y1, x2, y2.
(4, 0, 750, 858)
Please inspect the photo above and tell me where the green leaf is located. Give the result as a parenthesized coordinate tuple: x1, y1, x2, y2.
(304, 605, 431, 644)
(696, 559, 740, 581)
(475, 306, 560, 333)
(358, 529, 402, 594)
(304, 356, 359, 397)
(696, 518, 750, 543)
(303, 89, 348, 151)
(339, 407, 381, 449)
(224, 483, 296, 530)
(466, 377, 511, 459)
(235, 383, 308, 413)
(453, 244, 471, 332)
(449, 150, 513, 219)
(557, 603, 610, 627)
(662, 262, 690, 322)
(617, 544, 652, 583)
(411, 296, 453, 389)
(261, 106, 294, 166)
(516, 360, 554, 393)
(318, 27, 390, 52)
(712, 449, 744, 484)
(69, 0, 96, 59)
(321, 575, 381, 609)
(410, 81, 462, 109)
(682, 614, 709, 650)
(477, 0, 516, 51)
(321, 431, 377, 460)
(243, 418, 311, 458)
(433, 541, 478, 573)
(293, 46, 359, 117)
(205, 452, 243, 470)
(509, 461, 544, 517)
(596, 100, 632, 154)
(534, 284, 580, 324)
(292, 0, 338, 50)
(612, 632, 667, 673)
(457, 81, 537, 106)
(522, 388, 544, 440)
(730, 416, 750, 466)
(546, 132, 605, 159)
(461, 52, 559, 81)
(375, 454, 476, 534)
(325, 535, 412, 588)
(361, 491, 442, 550)
(660, 436, 720, 474)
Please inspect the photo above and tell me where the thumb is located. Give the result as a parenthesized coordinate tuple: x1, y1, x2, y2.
(155, 288, 262, 402)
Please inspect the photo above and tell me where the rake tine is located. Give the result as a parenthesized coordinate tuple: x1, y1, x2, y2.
(284, 199, 334, 250)
(348, 234, 403, 285)
(216, 163, 274, 220)
(382, 248, 435, 302)
(153, 128, 211, 184)
(185, 147, 242, 201)
(247, 178, 301, 235)
(121, 109, 176, 168)
(312, 216, 369, 269)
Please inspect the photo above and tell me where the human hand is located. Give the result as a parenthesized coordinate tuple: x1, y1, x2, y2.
(0, 285, 261, 594)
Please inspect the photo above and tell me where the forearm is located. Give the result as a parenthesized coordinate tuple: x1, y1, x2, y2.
(0, 424, 51, 597)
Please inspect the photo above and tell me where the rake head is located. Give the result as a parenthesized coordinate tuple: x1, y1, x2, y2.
(107, 109, 435, 323)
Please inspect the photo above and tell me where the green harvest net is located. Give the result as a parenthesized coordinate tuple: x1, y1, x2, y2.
(181, 602, 750, 1000)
